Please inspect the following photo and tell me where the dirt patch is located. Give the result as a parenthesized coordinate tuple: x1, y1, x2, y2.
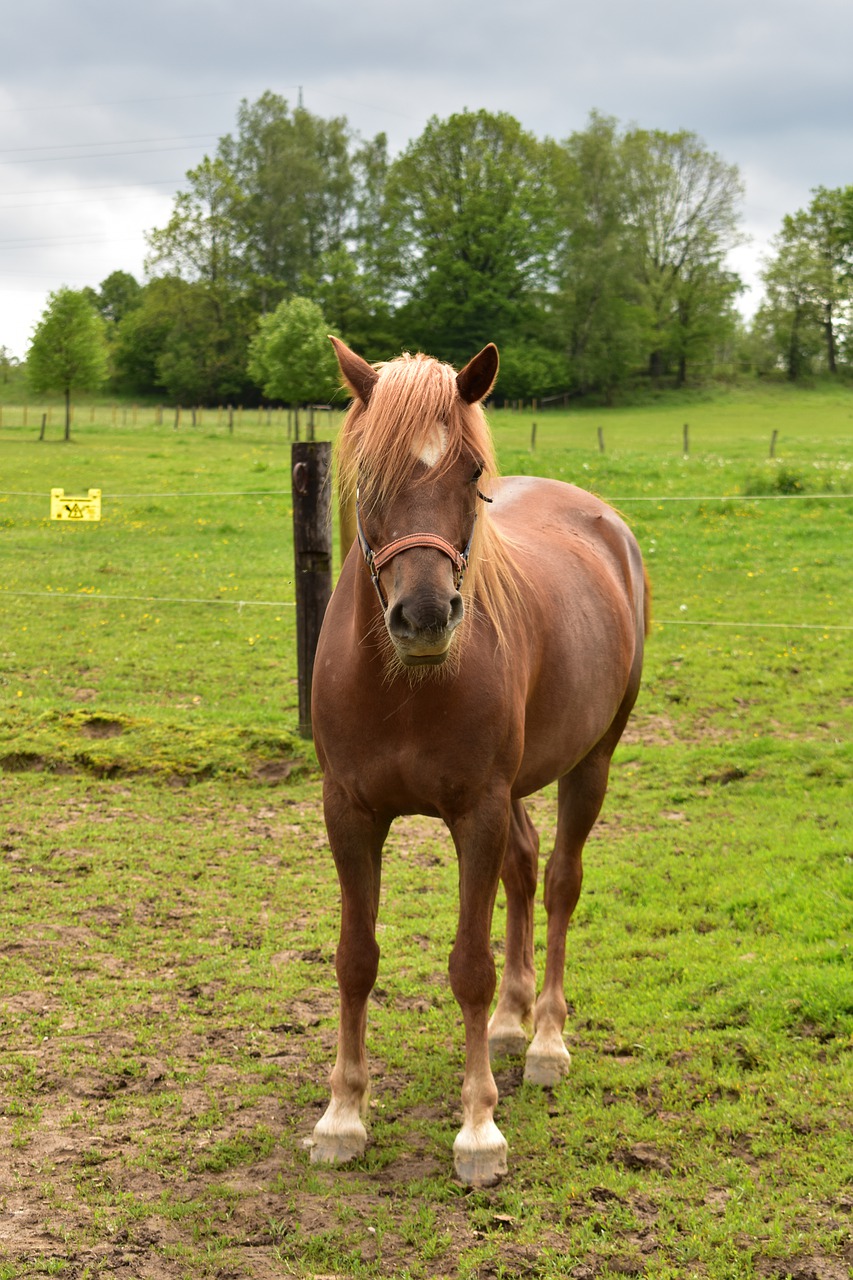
(80, 716, 125, 739)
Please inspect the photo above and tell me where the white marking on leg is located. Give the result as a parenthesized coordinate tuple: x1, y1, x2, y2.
(309, 1095, 368, 1164)
(525, 1027, 571, 1086)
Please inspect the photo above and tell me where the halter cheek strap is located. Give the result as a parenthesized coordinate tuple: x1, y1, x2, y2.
(356, 494, 476, 611)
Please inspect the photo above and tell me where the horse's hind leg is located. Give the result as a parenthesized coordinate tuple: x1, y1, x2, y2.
(489, 799, 539, 1060)
(525, 748, 612, 1086)
(310, 783, 390, 1165)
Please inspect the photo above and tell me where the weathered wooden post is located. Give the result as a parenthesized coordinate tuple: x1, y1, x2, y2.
(597, 426, 605, 454)
(292, 440, 333, 739)
(683, 423, 689, 456)
(769, 428, 778, 458)
(530, 421, 537, 451)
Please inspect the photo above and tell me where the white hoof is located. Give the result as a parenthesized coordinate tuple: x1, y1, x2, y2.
(524, 1034, 571, 1086)
(453, 1120, 508, 1187)
(309, 1107, 367, 1165)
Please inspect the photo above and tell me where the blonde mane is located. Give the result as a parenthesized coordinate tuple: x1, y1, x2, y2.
(336, 352, 522, 646)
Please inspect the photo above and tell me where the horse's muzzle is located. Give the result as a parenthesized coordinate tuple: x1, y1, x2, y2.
(386, 593, 464, 665)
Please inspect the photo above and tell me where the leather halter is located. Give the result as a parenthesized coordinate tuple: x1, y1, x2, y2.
(356, 491, 475, 611)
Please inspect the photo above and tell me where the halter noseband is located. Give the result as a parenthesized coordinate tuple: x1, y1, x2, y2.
(356, 491, 476, 611)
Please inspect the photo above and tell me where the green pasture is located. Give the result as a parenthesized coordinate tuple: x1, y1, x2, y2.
(0, 384, 851, 1278)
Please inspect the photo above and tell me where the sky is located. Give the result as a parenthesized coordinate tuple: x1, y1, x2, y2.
(2, 0, 852, 361)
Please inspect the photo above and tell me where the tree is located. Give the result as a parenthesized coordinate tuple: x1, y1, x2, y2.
(217, 93, 355, 304)
(553, 112, 647, 399)
(85, 270, 143, 325)
(154, 282, 253, 404)
(145, 156, 246, 287)
(622, 128, 744, 384)
(110, 276, 188, 395)
(384, 110, 560, 363)
(0, 345, 20, 384)
(27, 288, 109, 439)
(247, 296, 340, 433)
(759, 187, 853, 378)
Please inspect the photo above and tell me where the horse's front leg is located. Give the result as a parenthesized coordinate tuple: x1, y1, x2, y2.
(310, 782, 390, 1165)
(448, 798, 511, 1186)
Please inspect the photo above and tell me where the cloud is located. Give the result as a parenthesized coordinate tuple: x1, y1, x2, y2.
(2, 0, 852, 354)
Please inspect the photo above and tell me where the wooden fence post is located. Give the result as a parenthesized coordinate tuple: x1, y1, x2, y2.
(530, 421, 537, 451)
(597, 426, 605, 454)
(292, 440, 333, 739)
(683, 423, 689, 456)
(769, 429, 778, 458)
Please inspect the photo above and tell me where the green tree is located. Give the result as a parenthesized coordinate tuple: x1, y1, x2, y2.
(111, 276, 187, 395)
(385, 110, 560, 362)
(496, 342, 569, 401)
(759, 187, 853, 378)
(85, 270, 143, 325)
(0, 344, 20, 384)
(27, 288, 109, 439)
(145, 156, 245, 286)
(553, 112, 647, 399)
(622, 128, 744, 384)
(247, 296, 339, 433)
(218, 93, 354, 305)
(111, 277, 252, 403)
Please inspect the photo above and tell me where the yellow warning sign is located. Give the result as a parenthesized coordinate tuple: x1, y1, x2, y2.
(50, 488, 102, 521)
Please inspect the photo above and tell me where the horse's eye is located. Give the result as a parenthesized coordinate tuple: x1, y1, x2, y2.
(470, 463, 484, 483)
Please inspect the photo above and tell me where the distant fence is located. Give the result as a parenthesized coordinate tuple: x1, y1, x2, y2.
(0, 402, 339, 437)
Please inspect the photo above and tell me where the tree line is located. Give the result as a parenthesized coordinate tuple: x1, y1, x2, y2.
(25, 95, 853, 414)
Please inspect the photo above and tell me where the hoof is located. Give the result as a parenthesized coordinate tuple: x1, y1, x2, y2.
(488, 1027, 528, 1062)
(308, 1114, 367, 1165)
(524, 1038, 571, 1087)
(453, 1120, 508, 1187)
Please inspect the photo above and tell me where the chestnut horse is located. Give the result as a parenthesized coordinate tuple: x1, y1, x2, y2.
(308, 339, 648, 1185)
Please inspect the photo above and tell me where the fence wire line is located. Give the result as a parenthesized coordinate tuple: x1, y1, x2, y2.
(1, 489, 853, 503)
(0, 489, 292, 499)
(1, 589, 294, 609)
(0, 588, 849, 630)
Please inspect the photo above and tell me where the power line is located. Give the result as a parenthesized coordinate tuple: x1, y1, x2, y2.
(0, 179, 183, 200)
(0, 132, 218, 157)
(0, 142, 218, 167)
(0, 233, 146, 250)
(0, 191, 175, 214)
(0, 89, 256, 116)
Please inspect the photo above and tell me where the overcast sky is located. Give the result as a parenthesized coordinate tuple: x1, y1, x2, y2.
(2, 0, 851, 360)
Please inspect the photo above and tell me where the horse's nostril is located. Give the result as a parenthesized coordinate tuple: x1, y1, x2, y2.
(387, 601, 414, 639)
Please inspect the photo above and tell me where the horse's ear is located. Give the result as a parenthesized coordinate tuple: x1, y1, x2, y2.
(329, 336, 378, 406)
(456, 344, 499, 404)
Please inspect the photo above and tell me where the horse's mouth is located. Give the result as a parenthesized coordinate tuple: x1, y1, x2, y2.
(397, 649, 450, 667)
(390, 634, 454, 666)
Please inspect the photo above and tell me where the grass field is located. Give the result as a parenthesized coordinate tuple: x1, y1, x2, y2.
(1, 383, 851, 1279)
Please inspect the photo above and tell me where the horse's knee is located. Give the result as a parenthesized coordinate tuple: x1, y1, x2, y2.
(449, 943, 496, 1010)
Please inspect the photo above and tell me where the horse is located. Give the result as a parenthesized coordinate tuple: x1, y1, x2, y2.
(307, 338, 649, 1186)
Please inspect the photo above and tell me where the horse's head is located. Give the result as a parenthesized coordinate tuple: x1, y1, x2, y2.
(331, 338, 499, 668)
